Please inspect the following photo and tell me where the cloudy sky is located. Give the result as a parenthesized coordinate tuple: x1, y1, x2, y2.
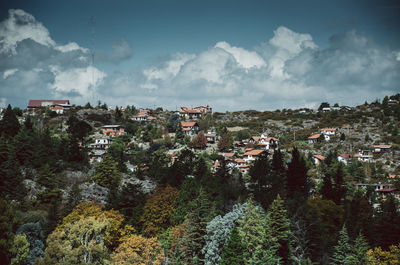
(0, 0, 399, 111)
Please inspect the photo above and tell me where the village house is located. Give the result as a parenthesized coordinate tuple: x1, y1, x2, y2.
(353, 150, 373, 162)
(90, 136, 113, 150)
(320, 128, 337, 141)
(102, 125, 125, 137)
(337, 154, 351, 165)
(249, 133, 279, 150)
(308, 133, 322, 144)
(89, 149, 106, 164)
(313, 155, 326, 165)
(181, 121, 199, 135)
(205, 131, 217, 143)
(239, 164, 250, 174)
(373, 145, 392, 153)
(243, 149, 266, 162)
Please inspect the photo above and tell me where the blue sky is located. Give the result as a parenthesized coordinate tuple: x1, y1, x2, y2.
(0, 0, 399, 111)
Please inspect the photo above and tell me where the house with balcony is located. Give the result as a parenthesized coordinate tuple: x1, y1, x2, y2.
(181, 121, 199, 135)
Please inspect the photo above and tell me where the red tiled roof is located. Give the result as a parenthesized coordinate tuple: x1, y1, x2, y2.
(224, 152, 235, 157)
(308, 134, 321, 139)
(313, 155, 326, 161)
(373, 145, 392, 149)
(389, 175, 400, 179)
(181, 121, 197, 127)
(321, 128, 337, 131)
(265, 137, 279, 141)
(339, 154, 351, 159)
(28, 99, 70, 108)
(234, 158, 246, 163)
(244, 149, 265, 156)
(239, 164, 250, 168)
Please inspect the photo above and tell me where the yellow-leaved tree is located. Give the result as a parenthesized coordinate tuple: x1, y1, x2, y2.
(367, 244, 400, 265)
(140, 185, 179, 236)
(111, 234, 165, 265)
(38, 202, 125, 264)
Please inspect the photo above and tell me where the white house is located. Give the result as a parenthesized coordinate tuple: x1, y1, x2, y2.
(243, 149, 266, 162)
(373, 145, 392, 153)
(337, 154, 351, 165)
(353, 150, 373, 162)
(320, 128, 337, 141)
(308, 134, 322, 144)
(313, 155, 326, 165)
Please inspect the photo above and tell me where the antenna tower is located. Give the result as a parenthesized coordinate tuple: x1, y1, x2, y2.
(90, 16, 96, 105)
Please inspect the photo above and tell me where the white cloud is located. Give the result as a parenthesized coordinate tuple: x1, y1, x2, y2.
(215, 41, 266, 69)
(3, 68, 18, 79)
(50, 65, 106, 99)
(267, 26, 318, 79)
(55, 42, 89, 53)
(0, 9, 88, 55)
(144, 53, 195, 80)
(0, 9, 55, 54)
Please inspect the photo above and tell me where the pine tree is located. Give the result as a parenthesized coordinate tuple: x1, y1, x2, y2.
(237, 199, 274, 262)
(220, 227, 246, 265)
(330, 225, 353, 265)
(353, 232, 369, 264)
(182, 189, 213, 264)
(0, 104, 20, 138)
(267, 195, 292, 264)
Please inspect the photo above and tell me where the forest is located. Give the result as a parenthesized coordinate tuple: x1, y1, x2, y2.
(0, 101, 400, 265)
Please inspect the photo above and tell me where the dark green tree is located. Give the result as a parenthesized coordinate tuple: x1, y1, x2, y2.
(0, 199, 18, 264)
(286, 147, 309, 199)
(171, 178, 199, 225)
(182, 189, 213, 264)
(92, 155, 121, 189)
(175, 122, 185, 144)
(0, 104, 20, 138)
(219, 227, 246, 265)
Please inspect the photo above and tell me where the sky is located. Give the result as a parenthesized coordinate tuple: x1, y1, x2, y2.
(0, 0, 399, 111)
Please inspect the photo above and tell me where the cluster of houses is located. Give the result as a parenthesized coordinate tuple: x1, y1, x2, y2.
(133, 109, 156, 122)
(178, 105, 212, 119)
(88, 125, 126, 163)
(27, 99, 71, 114)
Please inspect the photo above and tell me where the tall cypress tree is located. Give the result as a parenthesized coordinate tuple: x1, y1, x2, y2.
(249, 153, 272, 209)
(286, 147, 309, 199)
(332, 163, 346, 205)
(220, 227, 246, 265)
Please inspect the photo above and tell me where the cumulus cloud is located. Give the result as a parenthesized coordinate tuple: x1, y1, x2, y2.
(215, 41, 266, 69)
(0, 9, 399, 111)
